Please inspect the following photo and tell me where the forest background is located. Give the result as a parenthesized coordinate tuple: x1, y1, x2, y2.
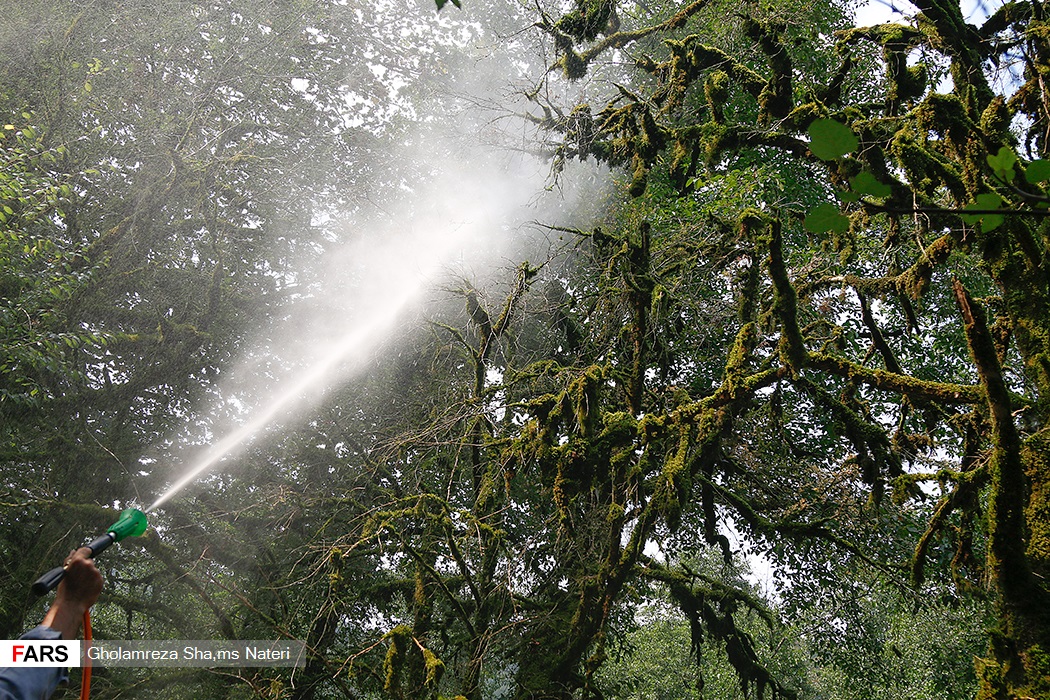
(1, 0, 1048, 699)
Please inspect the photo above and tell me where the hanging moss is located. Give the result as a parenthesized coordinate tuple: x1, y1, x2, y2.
(705, 70, 729, 124)
(835, 24, 926, 110)
(890, 124, 968, 201)
(383, 625, 412, 697)
(662, 38, 696, 115)
(744, 18, 793, 123)
(555, 0, 615, 42)
(704, 122, 741, 166)
(914, 93, 981, 172)
(568, 364, 603, 437)
(980, 95, 1011, 141)
(766, 219, 806, 375)
(691, 44, 765, 98)
(666, 578, 795, 700)
(654, 423, 693, 530)
(421, 645, 445, 692)
(723, 323, 756, 394)
(561, 47, 588, 81)
(669, 139, 690, 190)
(974, 655, 1008, 700)
(629, 152, 649, 197)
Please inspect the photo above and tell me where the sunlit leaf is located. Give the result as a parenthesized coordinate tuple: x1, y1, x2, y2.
(986, 147, 1017, 179)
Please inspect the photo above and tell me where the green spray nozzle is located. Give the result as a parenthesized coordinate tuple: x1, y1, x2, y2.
(31, 507, 149, 596)
(107, 507, 149, 541)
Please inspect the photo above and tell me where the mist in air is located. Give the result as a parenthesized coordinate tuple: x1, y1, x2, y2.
(144, 2, 608, 510)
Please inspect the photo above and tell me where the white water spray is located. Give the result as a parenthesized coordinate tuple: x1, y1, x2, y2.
(145, 213, 495, 512)
(145, 296, 406, 512)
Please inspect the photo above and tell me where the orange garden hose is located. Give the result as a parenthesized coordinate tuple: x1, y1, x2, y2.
(81, 609, 91, 700)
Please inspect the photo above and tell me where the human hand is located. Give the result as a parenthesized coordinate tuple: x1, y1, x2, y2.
(41, 548, 103, 639)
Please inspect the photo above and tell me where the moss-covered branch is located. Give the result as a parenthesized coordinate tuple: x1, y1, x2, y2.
(808, 352, 983, 404)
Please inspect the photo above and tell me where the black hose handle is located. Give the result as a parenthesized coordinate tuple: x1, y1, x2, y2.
(30, 533, 115, 596)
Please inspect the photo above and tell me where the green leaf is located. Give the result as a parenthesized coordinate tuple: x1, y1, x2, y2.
(804, 203, 850, 234)
(960, 192, 1004, 231)
(808, 119, 858, 161)
(974, 191, 1001, 210)
(1025, 159, 1050, 185)
(435, 0, 462, 8)
(850, 171, 892, 198)
(986, 147, 1017, 179)
(981, 215, 1004, 231)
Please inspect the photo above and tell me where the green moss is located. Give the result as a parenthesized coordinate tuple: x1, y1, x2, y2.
(704, 122, 740, 166)
(980, 95, 1011, 140)
(724, 323, 756, 392)
(916, 92, 980, 166)
(561, 48, 588, 81)
(567, 365, 603, 436)
(638, 412, 667, 440)
(895, 233, 953, 299)
(766, 219, 806, 374)
(629, 152, 648, 196)
(889, 123, 967, 199)
(744, 18, 792, 122)
(384, 625, 412, 696)
(422, 646, 445, 690)
(1022, 430, 1050, 582)
(555, 0, 614, 42)
(669, 141, 690, 189)
(836, 23, 924, 50)
(705, 70, 729, 124)
(655, 424, 692, 529)
(974, 655, 1008, 700)
(1022, 644, 1050, 698)
(598, 410, 636, 444)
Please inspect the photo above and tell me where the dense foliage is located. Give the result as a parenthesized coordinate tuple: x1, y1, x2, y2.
(1, 0, 1047, 699)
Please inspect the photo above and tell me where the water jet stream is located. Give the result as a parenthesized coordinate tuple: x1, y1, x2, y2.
(146, 223, 479, 513)
(146, 307, 400, 512)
